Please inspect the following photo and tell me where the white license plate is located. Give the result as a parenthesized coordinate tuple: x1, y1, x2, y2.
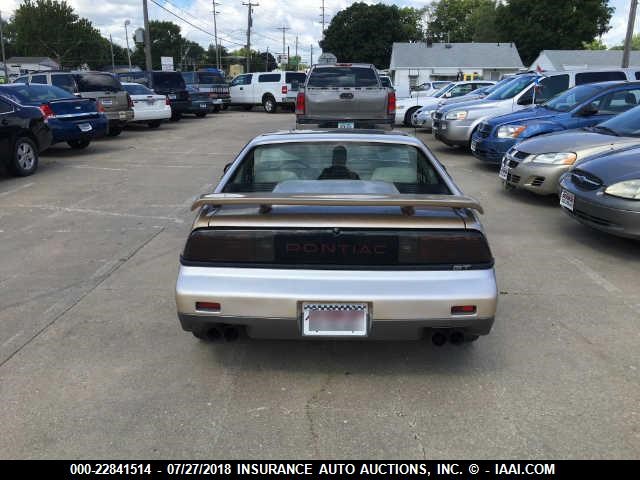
(560, 189, 575, 211)
(338, 122, 355, 129)
(78, 123, 92, 132)
(168, 94, 177, 100)
(471, 140, 478, 152)
(499, 163, 510, 180)
(302, 303, 368, 337)
(100, 99, 113, 106)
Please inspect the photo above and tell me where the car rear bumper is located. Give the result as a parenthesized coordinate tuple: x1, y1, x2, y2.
(104, 110, 134, 123)
(49, 116, 108, 143)
(296, 117, 394, 129)
(168, 100, 191, 113)
(175, 266, 498, 339)
(132, 106, 172, 122)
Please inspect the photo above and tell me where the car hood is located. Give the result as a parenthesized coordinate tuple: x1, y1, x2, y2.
(487, 106, 557, 126)
(577, 146, 640, 184)
(439, 93, 485, 107)
(516, 130, 640, 157)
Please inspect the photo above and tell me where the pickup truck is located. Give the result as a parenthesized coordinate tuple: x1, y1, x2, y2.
(295, 63, 395, 129)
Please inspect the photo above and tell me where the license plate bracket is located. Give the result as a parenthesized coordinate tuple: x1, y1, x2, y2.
(78, 123, 92, 132)
(560, 189, 575, 211)
(338, 121, 355, 129)
(302, 302, 368, 337)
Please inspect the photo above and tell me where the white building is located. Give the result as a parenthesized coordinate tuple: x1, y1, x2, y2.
(6, 56, 60, 77)
(530, 50, 640, 71)
(389, 42, 524, 98)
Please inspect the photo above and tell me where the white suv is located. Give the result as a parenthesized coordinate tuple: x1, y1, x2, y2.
(229, 71, 307, 113)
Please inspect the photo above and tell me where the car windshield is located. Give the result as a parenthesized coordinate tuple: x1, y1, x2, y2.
(595, 104, 640, 136)
(483, 77, 514, 94)
(486, 75, 534, 100)
(0, 84, 75, 104)
(543, 84, 601, 112)
(223, 142, 450, 195)
(153, 72, 186, 89)
(307, 67, 379, 87)
(123, 83, 153, 95)
(74, 73, 122, 92)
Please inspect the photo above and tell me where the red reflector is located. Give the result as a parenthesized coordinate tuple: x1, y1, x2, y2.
(387, 91, 396, 114)
(281, 85, 288, 94)
(196, 302, 221, 312)
(451, 305, 476, 315)
(295, 92, 305, 115)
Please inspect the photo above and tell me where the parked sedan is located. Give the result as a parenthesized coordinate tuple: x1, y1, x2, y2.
(559, 145, 640, 239)
(471, 81, 640, 163)
(500, 105, 640, 195)
(176, 130, 497, 344)
(0, 83, 107, 151)
(0, 92, 52, 176)
(121, 82, 171, 128)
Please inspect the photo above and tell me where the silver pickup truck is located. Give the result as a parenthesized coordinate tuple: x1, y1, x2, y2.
(295, 63, 395, 129)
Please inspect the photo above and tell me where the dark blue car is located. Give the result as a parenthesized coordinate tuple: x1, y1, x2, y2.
(471, 81, 640, 164)
(0, 83, 108, 149)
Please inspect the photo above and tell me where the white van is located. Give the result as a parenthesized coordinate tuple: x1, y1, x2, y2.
(229, 71, 307, 113)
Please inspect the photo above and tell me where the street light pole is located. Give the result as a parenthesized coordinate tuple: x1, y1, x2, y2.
(213, 1, 220, 70)
(622, 0, 638, 68)
(109, 34, 116, 72)
(142, 0, 153, 74)
(124, 20, 132, 71)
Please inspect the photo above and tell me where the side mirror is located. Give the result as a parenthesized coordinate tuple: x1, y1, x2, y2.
(443, 92, 452, 98)
(517, 94, 533, 106)
(577, 104, 598, 116)
(223, 162, 233, 173)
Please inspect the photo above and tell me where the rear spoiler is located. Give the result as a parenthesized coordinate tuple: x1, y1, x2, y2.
(191, 193, 484, 215)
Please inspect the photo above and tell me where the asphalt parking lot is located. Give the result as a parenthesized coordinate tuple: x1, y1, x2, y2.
(0, 110, 638, 459)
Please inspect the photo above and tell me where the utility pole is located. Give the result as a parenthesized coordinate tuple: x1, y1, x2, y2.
(622, 0, 638, 68)
(320, 0, 327, 34)
(295, 35, 298, 70)
(212, 1, 221, 70)
(287, 46, 290, 70)
(124, 20, 132, 71)
(142, 0, 153, 74)
(310, 44, 313, 66)
(0, 11, 8, 82)
(109, 34, 116, 72)
(277, 25, 290, 69)
(266, 46, 270, 71)
(243, 2, 258, 73)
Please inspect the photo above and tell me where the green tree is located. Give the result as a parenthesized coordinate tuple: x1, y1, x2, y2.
(10, 0, 118, 69)
(319, 2, 426, 68)
(610, 34, 640, 50)
(495, 0, 613, 65)
(583, 39, 607, 50)
(427, 0, 497, 42)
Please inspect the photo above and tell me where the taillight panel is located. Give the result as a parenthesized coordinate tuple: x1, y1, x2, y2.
(182, 229, 493, 269)
(295, 92, 305, 114)
(387, 91, 396, 115)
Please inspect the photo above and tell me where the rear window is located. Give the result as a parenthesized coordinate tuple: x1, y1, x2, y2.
(197, 72, 226, 84)
(74, 73, 122, 92)
(118, 72, 149, 86)
(123, 83, 153, 95)
(285, 72, 306, 85)
(259, 73, 281, 83)
(1, 84, 75, 104)
(575, 71, 626, 85)
(224, 142, 450, 195)
(181, 72, 196, 84)
(152, 72, 186, 89)
(307, 67, 379, 87)
(51, 74, 77, 93)
(380, 77, 392, 88)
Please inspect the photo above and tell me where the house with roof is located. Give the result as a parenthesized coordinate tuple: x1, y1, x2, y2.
(6, 56, 60, 76)
(530, 50, 640, 71)
(389, 42, 525, 98)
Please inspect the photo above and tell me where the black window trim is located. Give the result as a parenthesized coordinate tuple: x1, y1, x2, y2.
(0, 98, 15, 114)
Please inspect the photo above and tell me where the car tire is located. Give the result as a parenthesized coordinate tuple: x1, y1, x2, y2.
(9, 136, 39, 177)
(222, 105, 229, 110)
(148, 120, 162, 128)
(213, 105, 221, 113)
(242, 105, 253, 111)
(67, 139, 91, 149)
(195, 112, 207, 118)
(107, 126, 122, 137)
(263, 95, 277, 113)
(171, 112, 182, 121)
(404, 106, 419, 127)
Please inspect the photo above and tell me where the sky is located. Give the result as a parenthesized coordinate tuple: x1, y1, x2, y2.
(0, 0, 631, 64)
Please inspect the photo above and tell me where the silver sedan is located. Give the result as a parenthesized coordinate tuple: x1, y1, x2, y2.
(501, 106, 640, 196)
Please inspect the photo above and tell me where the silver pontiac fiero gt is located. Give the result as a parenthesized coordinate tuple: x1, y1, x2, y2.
(175, 130, 498, 345)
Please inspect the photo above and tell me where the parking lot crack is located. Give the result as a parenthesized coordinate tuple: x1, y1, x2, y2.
(0, 227, 166, 370)
(305, 373, 332, 459)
